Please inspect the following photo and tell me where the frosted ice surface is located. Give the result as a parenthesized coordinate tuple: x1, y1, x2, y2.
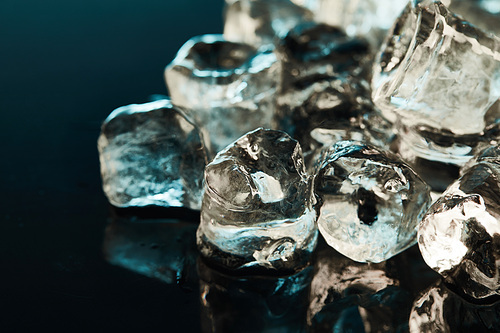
(98, 99, 208, 210)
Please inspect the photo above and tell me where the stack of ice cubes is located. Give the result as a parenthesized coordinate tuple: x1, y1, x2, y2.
(98, 2, 500, 328)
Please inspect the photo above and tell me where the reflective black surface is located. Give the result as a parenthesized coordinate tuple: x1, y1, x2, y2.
(1, 1, 222, 330)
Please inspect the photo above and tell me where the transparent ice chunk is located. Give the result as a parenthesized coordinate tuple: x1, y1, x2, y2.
(276, 23, 372, 88)
(274, 23, 372, 136)
(273, 23, 395, 169)
(373, 1, 500, 190)
(276, 76, 395, 170)
(313, 141, 432, 263)
(165, 34, 280, 154)
(223, 0, 313, 47)
(197, 128, 318, 273)
(372, 1, 500, 136)
(98, 99, 208, 210)
(418, 159, 500, 299)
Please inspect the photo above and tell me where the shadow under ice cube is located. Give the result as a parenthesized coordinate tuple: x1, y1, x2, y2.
(197, 128, 318, 273)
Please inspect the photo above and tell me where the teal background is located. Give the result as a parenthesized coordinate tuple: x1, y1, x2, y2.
(0, 1, 223, 330)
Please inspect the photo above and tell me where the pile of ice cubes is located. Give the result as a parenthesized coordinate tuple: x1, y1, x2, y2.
(98, 0, 500, 324)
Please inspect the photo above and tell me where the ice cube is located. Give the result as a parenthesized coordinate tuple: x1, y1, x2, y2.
(276, 23, 372, 88)
(372, 1, 500, 136)
(313, 141, 432, 263)
(98, 99, 208, 210)
(223, 0, 313, 47)
(197, 128, 318, 273)
(291, 0, 408, 47)
(418, 158, 500, 299)
(273, 23, 395, 169)
(165, 34, 280, 154)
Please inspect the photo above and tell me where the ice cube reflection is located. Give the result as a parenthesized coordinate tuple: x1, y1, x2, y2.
(410, 279, 500, 333)
(308, 244, 413, 332)
(198, 259, 312, 333)
(103, 214, 199, 287)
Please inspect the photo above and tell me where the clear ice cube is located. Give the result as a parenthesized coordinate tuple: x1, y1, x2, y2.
(372, 1, 500, 136)
(373, 1, 500, 190)
(165, 34, 280, 154)
(273, 23, 395, 169)
(276, 76, 395, 170)
(313, 141, 432, 263)
(223, 0, 313, 47)
(418, 157, 500, 299)
(98, 99, 208, 210)
(197, 128, 318, 273)
(276, 23, 372, 88)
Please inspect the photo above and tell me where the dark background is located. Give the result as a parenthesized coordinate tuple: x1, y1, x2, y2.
(1, 0, 224, 330)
